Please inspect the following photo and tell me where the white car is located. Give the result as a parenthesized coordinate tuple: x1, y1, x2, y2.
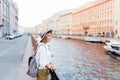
(6, 34, 15, 40)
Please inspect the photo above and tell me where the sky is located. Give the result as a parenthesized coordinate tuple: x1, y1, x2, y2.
(13, 0, 94, 28)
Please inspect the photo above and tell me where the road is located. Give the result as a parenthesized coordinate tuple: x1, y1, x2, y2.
(0, 35, 28, 80)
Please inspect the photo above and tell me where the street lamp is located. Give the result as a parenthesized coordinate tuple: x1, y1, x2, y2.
(67, 24, 70, 39)
(2, 19, 5, 36)
(96, 22, 101, 37)
(83, 26, 89, 36)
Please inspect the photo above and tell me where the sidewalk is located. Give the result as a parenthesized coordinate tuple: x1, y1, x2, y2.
(16, 36, 36, 80)
(54, 35, 120, 43)
(0, 37, 4, 41)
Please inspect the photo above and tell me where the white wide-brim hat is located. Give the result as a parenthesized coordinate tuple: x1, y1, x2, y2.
(39, 29, 53, 42)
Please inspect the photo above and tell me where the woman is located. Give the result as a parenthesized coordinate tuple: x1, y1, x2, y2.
(35, 29, 56, 80)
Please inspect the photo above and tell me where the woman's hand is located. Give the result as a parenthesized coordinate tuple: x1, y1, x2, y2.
(49, 65, 56, 71)
(46, 64, 56, 71)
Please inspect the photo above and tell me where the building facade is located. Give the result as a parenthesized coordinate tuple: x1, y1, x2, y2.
(0, 0, 18, 38)
(0, 0, 3, 38)
(10, 0, 18, 34)
(42, 19, 50, 31)
(39, 0, 120, 38)
(34, 24, 42, 34)
(47, 15, 60, 34)
(72, 0, 114, 37)
(41, 10, 73, 35)
(0, 0, 10, 37)
(60, 12, 72, 35)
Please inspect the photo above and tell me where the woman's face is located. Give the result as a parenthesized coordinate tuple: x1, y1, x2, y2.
(44, 33, 52, 43)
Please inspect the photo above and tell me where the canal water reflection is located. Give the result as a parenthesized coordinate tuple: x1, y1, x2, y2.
(50, 38, 120, 80)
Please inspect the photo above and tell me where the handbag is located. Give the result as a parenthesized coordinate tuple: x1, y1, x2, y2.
(49, 69, 60, 80)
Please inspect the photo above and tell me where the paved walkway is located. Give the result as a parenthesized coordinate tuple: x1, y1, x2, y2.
(16, 36, 36, 80)
(54, 35, 120, 42)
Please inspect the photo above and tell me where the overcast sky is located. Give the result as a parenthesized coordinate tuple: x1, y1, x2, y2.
(13, 0, 94, 27)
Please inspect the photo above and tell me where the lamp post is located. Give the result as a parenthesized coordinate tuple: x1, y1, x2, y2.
(67, 24, 70, 39)
(2, 19, 5, 37)
(83, 26, 89, 36)
(96, 22, 100, 37)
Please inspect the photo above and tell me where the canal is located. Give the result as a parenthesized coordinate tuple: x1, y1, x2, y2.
(50, 38, 120, 80)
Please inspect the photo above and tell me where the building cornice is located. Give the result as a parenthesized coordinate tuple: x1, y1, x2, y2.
(72, 0, 112, 15)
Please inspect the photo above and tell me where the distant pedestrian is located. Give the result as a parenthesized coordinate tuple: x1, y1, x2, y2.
(35, 36, 41, 50)
(31, 35, 38, 51)
(35, 36, 41, 45)
(35, 29, 56, 80)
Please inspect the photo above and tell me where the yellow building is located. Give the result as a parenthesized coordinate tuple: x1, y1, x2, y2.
(34, 24, 42, 34)
(42, 20, 49, 31)
(72, 0, 114, 37)
(60, 12, 72, 35)
(40, 0, 120, 38)
(42, 10, 73, 35)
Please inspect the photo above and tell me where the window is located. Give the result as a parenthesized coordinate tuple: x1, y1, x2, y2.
(6, 5, 10, 18)
(3, 2, 7, 16)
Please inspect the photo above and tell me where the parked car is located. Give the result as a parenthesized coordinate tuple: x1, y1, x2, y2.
(6, 33, 15, 40)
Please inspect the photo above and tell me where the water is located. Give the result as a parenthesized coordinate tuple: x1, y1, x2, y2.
(50, 38, 120, 80)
